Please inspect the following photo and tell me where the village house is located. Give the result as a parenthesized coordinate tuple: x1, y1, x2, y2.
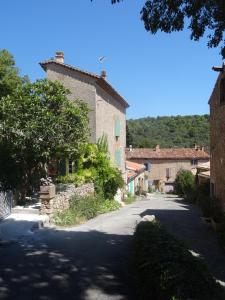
(40, 52, 129, 176)
(209, 63, 225, 209)
(126, 145, 209, 192)
(126, 160, 147, 195)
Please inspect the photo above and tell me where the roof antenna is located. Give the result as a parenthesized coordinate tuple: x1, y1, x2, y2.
(98, 56, 106, 78)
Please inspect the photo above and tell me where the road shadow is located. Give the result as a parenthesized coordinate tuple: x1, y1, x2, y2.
(0, 222, 136, 300)
(140, 196, 225, 284)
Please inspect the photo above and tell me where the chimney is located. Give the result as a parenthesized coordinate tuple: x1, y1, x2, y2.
(129, 145, 133, 152)
(55, 51, 64, 63)
(100, 70, 107, 80)
(155, 144, 160, 152)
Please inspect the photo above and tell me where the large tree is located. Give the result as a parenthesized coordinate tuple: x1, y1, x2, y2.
(0, 49, 26, 99)
(107, 0, 225, 58)
(0, 79, 89, 199)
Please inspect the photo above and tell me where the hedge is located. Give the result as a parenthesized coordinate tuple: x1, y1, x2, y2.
(133, 220, 225, 300)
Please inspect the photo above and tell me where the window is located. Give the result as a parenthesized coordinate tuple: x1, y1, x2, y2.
(115, 117, 121, 137)
(166, 168, 171, 179)
(191, 159, 198, 166)
(69, 160, 73, 174)
(220, 78, 225, 105)
(144, 162, 151, 171)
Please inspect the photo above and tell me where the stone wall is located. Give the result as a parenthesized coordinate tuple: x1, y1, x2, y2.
(209, 69, 225, 210)
(41, 183, 94, 215)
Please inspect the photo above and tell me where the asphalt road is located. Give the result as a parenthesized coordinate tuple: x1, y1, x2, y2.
(1, 195, 225, 300)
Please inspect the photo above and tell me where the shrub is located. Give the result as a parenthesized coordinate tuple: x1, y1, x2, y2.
(174, 170, 196, 201)
(53, 195, 121, 226)
(133, 220, 225, 300)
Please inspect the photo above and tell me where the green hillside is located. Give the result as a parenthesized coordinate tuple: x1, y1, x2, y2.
(126, 115, 210, 150)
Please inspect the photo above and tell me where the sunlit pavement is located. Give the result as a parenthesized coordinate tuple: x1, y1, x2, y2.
(0, 194, 225, 299)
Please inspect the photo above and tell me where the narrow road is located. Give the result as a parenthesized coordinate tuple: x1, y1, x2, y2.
(1, 195, 225, 299)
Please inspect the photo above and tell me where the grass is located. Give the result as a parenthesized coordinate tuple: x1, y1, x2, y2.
(53, 194, 121, 227)
(133, 220, 225, 300)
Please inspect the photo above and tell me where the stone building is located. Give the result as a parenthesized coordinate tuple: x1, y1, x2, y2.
(126, 145, 209, 192)
(209, 63, 225, 209)
(40, 52, 129, 175)
(126, 160, 147, 195)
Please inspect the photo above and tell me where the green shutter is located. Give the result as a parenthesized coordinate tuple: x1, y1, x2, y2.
(115, 149, 122, 167)
(115, 117, 121, 137)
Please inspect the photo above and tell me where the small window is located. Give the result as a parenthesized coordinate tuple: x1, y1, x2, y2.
(191, 159, 198, 166)
(69, 160, 73, 174)
(144, 163, 151, 171)
(166, 168, 171, 179)
(220, 78, 225, 105)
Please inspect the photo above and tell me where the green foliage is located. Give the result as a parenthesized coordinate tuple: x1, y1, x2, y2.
(174, 170, 196, 201)
(0, 78, 89, 198)
(57, 139, 124, 199)
(133, 220, 225, 300)
(105, 1, 225, 58)
(127, 115, 209, 149)
(53, 195, 121, 226)
(57, 168, 96, 186)
(0, 49, 26, 99)
(124, 192, 136, 204)
(97, 133, 109, 154)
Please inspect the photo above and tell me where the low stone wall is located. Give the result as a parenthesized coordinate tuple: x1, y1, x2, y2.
(41, 183, 94, 215)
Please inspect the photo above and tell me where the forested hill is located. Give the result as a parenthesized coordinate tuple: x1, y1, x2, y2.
(126, 115, 209, 150)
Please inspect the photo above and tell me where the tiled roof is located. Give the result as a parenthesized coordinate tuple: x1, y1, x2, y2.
(198, 170, 210, 178)
(126, 160, 146, 172)
(197, 161, 210, 170)
(126, 148, 210, 160)
(40, 60, 129, 108)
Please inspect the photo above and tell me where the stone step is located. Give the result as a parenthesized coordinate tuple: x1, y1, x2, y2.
(12, 207, 40, 215)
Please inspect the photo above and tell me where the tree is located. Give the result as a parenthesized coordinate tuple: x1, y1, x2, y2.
(0, 79, 89, 199)
(106, 0, 225, 58)
(0, 49, 25, 99)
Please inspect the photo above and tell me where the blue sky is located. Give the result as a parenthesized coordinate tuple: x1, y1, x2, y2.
(0, 0, 223, 119)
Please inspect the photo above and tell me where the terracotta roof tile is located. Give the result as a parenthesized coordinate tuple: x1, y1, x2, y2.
(126, 160, 146, 172)
(126, 148, 210, 160)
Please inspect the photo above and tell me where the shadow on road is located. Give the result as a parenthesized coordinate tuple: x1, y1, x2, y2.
(0, 223, 136, 300)
(140, 196, 225, 284)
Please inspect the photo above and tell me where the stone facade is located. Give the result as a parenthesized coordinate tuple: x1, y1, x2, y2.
(41, 183, 94, 215)
(40, 54, 128, 175)
(209, 64, 225, 209)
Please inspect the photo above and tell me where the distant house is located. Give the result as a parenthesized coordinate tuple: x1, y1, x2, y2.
(209, 63, 225, 209)
(126, 161, 147, 195)
(126, 145, 209, 192)
(40, 52, 129, 175)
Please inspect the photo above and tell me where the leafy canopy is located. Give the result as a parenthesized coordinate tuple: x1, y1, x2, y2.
(0, 79, 89, 193)
(127, 115, 209, 149)
(0, 49, 26, 99)
(105, 0, 225, 58)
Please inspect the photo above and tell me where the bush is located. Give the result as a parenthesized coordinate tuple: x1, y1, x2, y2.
(174, 170, 196, 201)
(53, 195, 121, 226)
(133, 220, 225, 300)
